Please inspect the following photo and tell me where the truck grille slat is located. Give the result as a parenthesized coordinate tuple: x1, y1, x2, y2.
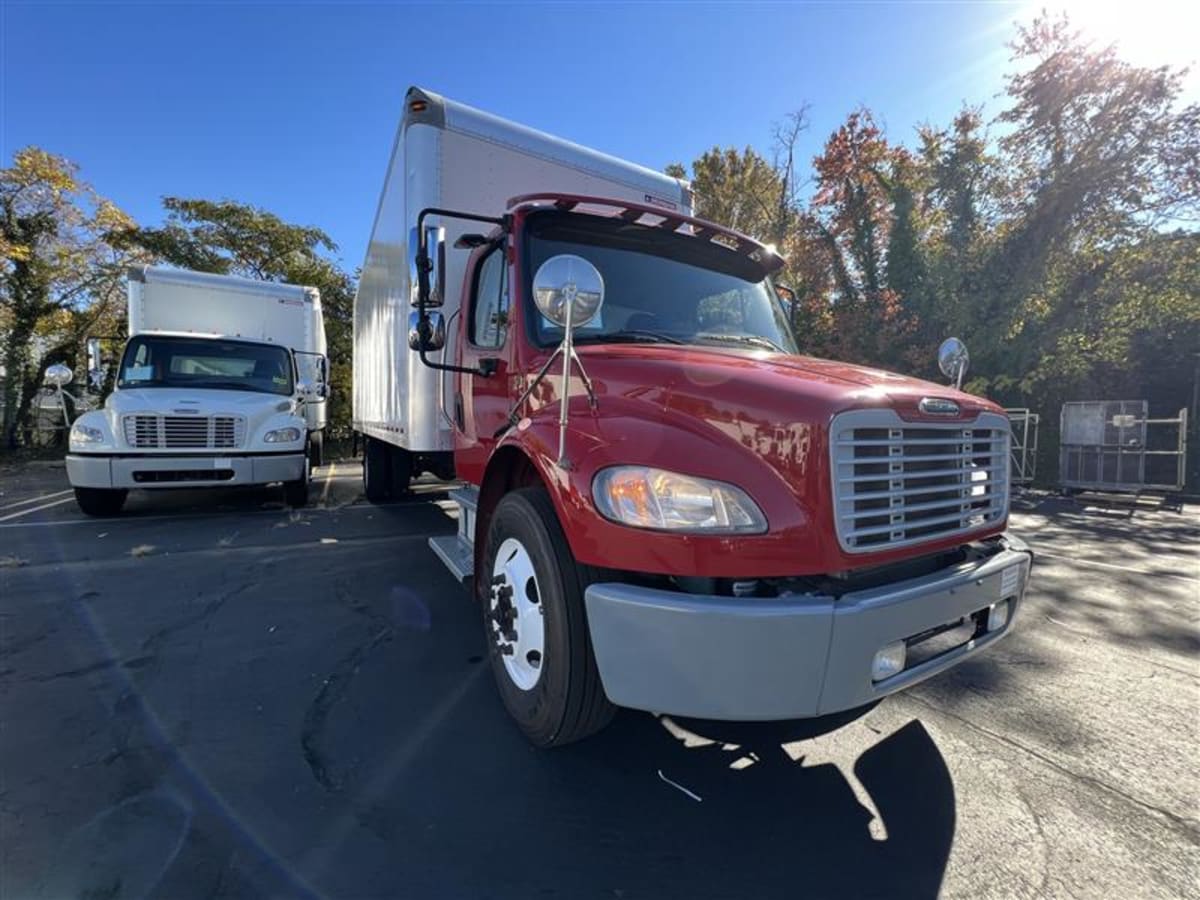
(123, 415, 246, 450)
(831, 410, 1009, 553)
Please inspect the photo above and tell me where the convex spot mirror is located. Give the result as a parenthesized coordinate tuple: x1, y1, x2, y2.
(409, 224, 446, 307)
(44, 364, 73, 387)
(408, 310, 446, 352)
(533, 255, 604, 328)
(937, 337, 969, 387)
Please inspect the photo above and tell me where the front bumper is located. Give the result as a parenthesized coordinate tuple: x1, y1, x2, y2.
(66, 453, 305, 489)
(584, 534, 1032, 721)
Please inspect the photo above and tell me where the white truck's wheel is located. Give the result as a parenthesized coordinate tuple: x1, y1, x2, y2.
(481, 487, 615, 747)
(283, 453, 311, 507)
(363, 437, 391, 503)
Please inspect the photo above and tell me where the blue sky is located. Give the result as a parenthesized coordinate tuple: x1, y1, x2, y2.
(2, 1, 1193, 272)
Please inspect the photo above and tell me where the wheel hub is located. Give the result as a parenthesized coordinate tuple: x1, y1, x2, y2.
(489, 537, 544, 691)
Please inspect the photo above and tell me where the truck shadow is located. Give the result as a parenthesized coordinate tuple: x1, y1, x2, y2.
(311, 668, 955, 899)
(544, 710, 958, 900)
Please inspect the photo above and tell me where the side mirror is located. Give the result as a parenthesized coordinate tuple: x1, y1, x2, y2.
(532, 254, 605, 327)
(297, 379, 319, 398)
(775, 284, 797, 306)
(408, 310, 446, 352)
(409, 224, 446, 307)
(44, 364, 73, 387)
(937, 337, 970, 389)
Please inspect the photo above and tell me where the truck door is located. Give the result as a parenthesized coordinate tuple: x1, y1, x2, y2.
(455, 242, 513, 483)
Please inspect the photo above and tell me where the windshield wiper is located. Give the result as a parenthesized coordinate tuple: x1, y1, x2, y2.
(574, 330, 685, 346)
(694, 332, 785, 353)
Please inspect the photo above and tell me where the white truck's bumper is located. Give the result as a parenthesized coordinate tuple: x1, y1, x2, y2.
(584, 534, 1033, 721)
(66, 453, 305, 489)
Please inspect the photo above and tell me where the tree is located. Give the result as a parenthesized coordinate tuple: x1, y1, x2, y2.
(669, 147, 788, 241)
(1, 148, 136, 448)
(113, 198, 357, 436)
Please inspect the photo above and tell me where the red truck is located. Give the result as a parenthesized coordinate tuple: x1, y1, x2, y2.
(353, 89, 1032, 746)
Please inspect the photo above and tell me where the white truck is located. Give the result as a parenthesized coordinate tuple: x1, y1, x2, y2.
(66, 266, 328, 515)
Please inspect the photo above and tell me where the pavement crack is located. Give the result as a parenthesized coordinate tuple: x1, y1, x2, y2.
(31, 655, 156, 683)
(906, 694, 1200, 843)
(141, 583, 250, 654)
(301, 626, 394, 792)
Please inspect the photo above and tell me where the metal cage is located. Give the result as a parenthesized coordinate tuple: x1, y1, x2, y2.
(1059, 401, 1188, 493)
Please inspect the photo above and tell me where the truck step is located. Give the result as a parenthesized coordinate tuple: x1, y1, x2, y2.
(448, 486, 479, 546)
(429, 534, 474, 582)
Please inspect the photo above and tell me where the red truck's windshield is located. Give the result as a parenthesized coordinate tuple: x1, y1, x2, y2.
(523, 212, 798, 354)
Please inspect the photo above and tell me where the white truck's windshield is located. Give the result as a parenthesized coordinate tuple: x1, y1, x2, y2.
(117, 335, 294, 396)
(523, 213, 798, 354)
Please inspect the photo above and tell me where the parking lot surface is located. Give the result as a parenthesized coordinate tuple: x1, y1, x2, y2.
(1, 460, 1197, 899)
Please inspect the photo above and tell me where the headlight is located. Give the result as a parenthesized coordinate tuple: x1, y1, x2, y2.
(70, 423, 104, 445)
(592, 466, 767, 534)
(264, 427, 302, 443)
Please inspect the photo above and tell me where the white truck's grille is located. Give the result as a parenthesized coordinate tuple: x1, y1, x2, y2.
(831, 410, 1009, 553)
(123, 415, 245, 449)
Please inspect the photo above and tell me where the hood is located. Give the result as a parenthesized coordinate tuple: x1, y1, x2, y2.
(551, 343, 1008, 575)
(108, 387, 296, 416)
(574, 344, 1000, 424)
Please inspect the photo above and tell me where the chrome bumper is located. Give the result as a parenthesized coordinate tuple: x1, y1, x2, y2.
(66, 453, 305, 489)
(584, 535, 1033, 721)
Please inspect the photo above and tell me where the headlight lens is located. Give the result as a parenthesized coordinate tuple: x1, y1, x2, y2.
(264, 427, 302, 443)
(592, 466, 767, 534)
(70, 423, 104, 445)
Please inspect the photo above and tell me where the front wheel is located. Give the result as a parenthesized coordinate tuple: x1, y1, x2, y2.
(480, 487, 615, 747)
(309, 430, 324, 469)
(74, 487, 127, 517)
(283, 453, 311, 507)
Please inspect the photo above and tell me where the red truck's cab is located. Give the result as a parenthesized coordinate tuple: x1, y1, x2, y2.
(416, 193, 1032, 747)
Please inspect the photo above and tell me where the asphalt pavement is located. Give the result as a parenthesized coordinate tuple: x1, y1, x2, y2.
(1, 460, 1197, 899)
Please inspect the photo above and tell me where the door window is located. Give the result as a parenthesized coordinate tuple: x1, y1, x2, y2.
(469, 247, 509, 348)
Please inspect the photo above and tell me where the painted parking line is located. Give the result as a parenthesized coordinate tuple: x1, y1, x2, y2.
(0, 496, 77, 523)
(0, 489, 73, 512)
(0, 497, 457, 530)
(319, 464, 336, 507)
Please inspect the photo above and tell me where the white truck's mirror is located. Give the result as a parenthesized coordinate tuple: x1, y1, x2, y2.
(409, 224, 446, 307)
(937, 337, 969, 389)
(532, 254, 604, 327)
(408, 309, 446, 352)
(44, 363, 73, 387)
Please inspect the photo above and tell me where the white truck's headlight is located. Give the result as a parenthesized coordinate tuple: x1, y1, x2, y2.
(264, 427, 302, 443)
(70, 423, 104, 445)
(593, 466, 767, 534)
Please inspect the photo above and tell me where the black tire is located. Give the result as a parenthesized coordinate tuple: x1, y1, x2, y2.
(74, 487, 127, 517)
(481, 487, 615, 747)
(283, 453, 311, 508)
(309, 430, 324, 469)
(363, 436, 391, 503)
(389, 446, 413, 497)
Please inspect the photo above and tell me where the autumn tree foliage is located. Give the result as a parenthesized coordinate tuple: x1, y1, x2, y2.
(670, 13, 1198, 427)
(0, 149, 141, 447)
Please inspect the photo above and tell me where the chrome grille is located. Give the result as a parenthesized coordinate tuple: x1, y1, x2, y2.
(831, 410, 1009, 553)
(123, 414, 245, 449)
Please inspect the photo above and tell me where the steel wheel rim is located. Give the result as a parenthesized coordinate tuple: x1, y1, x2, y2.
(490, 537, 545, 691)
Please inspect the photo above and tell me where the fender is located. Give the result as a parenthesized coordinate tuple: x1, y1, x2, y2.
(476, 400, 827, 580)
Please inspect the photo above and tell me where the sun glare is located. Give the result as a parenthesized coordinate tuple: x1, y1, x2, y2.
(1036, 1, 1199, 96)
